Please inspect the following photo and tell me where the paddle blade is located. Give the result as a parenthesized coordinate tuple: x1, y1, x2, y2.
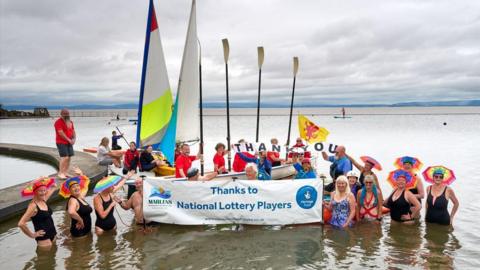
(293, 57, 299, 76)
(222, 38, 230, 63)
(257, 46, 264, 69)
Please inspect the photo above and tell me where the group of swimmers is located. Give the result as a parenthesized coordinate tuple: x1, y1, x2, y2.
(324, 154, 459, 229)
(18, 168, 143, 248)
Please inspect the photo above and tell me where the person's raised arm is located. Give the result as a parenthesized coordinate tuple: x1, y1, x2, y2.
(321, 151, 329, 161)
(238, 152, 256, 163)
(45, 182, 58, 201)
(347, 154, 363, 171)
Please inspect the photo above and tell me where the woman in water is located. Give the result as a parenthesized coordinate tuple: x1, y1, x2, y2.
(401, 157, 425, 203)
(347, 155, 380, 188)
(324, 176, 356, 228)
(356, 175, 383, 221)
(18, 180, 58, 247)
(347, 171, 362, 197)
(425, 169, 459, 225)
(66, 177, 93, 237)
(384, 172, 421, 224)
(93, 176, 127, 235)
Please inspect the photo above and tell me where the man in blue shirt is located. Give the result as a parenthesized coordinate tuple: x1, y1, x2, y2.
(322, 145, 352, 192)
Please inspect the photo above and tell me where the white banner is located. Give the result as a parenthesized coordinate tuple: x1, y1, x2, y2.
(143, 178, 323, 225)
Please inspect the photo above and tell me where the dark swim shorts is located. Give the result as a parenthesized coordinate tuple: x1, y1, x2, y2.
(57, 143, 74, 157)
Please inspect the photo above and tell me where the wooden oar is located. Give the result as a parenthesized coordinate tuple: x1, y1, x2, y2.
(285, 57, 299, 159)
(255, 46, 264, 142)
(222, 38, 232, 171)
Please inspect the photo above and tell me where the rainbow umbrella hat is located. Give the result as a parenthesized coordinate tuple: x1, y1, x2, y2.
(387, 169, 417, 190)
(94, 175, 123, 193)
(59, 175, 90, 198)
(360, 156, 382, 171)
(21, 177, 56, 197)
(394, 156, 423, 171)
(422, 165, 456, 186)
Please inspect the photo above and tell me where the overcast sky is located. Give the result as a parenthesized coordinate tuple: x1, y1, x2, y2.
(1, 0, 479, 106)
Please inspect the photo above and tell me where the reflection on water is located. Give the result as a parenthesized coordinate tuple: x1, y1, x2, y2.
(423, 224, 461, 269)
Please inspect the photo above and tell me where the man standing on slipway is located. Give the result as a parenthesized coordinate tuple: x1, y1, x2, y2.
(54, 108, 76, 179)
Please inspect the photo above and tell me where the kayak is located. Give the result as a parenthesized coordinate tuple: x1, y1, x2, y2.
(83, 147, 98, 153)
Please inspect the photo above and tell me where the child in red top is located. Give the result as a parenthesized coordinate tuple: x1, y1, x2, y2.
(213, 143, 228, 174)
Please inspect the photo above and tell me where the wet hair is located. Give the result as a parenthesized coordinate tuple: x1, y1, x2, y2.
(359, 175, 378, 207)
(215, 143, 226, 151)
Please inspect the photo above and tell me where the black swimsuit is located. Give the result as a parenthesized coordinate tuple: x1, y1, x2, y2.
(426, 187, 450, 225)
(387, 190, 412, 222)
(95, 194, 116, 231)
(68, 196, 93, 237)
(31, 203, 57, 241)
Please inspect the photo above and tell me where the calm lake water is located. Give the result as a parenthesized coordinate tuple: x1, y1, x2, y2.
(0, 107, 479, 269)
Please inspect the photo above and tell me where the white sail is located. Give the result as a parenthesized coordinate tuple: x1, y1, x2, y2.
(175, 0, 200, 143)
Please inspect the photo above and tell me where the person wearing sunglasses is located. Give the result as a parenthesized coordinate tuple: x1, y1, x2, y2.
(425, 169, 459, 226)
(356, 175, 383, 221)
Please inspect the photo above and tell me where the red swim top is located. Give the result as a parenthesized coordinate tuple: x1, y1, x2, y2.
(267, 151, 280, 164)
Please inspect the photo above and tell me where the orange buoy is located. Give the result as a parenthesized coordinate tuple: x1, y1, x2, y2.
(323, 207, 332, 224)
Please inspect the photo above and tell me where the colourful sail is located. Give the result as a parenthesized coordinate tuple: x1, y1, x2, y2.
(136, 0, 173, 148)
(159, 0, 200, 164)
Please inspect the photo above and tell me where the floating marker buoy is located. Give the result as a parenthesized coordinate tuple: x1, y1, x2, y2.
(443, 122, 447, 126)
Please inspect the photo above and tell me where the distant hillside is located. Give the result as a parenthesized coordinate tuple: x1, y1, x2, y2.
(3, 99, 479, 110)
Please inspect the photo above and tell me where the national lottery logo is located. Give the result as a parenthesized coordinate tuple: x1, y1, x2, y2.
(296, 185, 317, 209)
(148, 186, 173, 207)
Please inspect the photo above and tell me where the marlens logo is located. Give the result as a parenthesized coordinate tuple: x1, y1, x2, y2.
(149, 187, 171, 199)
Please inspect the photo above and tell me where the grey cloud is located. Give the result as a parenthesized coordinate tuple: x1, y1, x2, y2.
(1, 0, 480, 107)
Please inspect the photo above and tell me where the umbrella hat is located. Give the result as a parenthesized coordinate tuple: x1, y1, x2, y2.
(360, 156, 382, 171)
(94, 175, 123, 193)
(422, 165, 456, 185)
(21, 177, 56, 198)
(59, 175, 90, 198)
(387, 169, 417, 190)
(394, 156, 423, 171)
